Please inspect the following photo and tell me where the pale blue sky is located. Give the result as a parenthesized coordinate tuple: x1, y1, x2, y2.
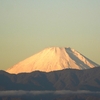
(0, 0, 100, 70)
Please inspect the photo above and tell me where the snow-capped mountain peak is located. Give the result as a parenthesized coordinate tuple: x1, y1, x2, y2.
(6, 47, 99, 74)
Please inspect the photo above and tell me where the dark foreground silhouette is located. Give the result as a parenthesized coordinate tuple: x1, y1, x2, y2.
(0, 67, 100, 100)
(0, 67, 100, 91)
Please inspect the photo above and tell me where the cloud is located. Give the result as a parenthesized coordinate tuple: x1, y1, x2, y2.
(0, 90, 100, 96)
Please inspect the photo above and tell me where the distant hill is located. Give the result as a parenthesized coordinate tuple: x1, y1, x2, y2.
(0, 67, 100, 91)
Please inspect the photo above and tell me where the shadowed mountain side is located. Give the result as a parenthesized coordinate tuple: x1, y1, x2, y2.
(65, 48, 98, 69)
(0, 71, 54, 90)
(65, 48, 90, 69)
(0, 67, 100, 91)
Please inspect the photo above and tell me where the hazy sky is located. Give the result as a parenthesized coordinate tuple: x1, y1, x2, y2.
(0, 0, 100, 70)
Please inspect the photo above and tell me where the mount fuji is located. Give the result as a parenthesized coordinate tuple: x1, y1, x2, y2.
(6, 47, 99, 74)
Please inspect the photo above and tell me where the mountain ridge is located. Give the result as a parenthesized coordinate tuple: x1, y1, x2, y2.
(1, 67, 100, 91)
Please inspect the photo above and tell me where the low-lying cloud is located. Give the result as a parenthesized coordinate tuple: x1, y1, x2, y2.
(0, 90, 100, 96)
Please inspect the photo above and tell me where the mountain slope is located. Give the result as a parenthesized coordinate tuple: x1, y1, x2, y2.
(1, 67, 100, 91)
(6, 47, 99, 74)
(0, 67, 100, 91)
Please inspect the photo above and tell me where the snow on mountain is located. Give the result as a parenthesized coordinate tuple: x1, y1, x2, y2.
(6, 47, 99, 74)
